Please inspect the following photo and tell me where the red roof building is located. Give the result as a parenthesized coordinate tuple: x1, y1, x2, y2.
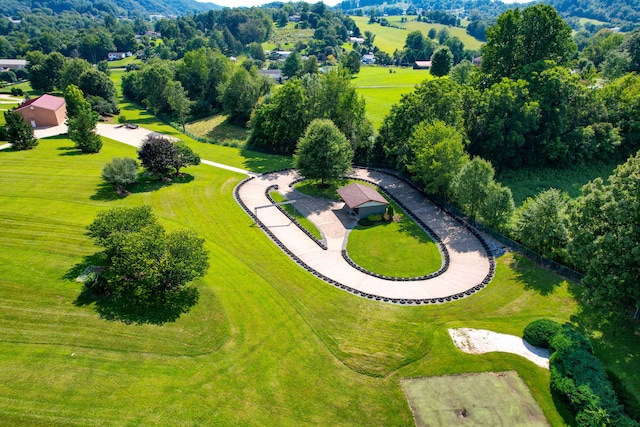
(14, 94, 66, 128)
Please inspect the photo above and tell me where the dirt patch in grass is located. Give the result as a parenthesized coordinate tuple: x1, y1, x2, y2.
(401, 371, 549, 427)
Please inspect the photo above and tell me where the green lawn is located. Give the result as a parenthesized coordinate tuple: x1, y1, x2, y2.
(346, 212, 442, 278)
(269, 190, 323, 240)
(1, 133, 639, 425)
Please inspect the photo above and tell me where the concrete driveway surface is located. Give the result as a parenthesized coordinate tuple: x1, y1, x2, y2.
(235, 169, 494, 303)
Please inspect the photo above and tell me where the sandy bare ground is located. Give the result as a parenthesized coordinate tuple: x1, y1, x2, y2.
(448, 328, 550, 369)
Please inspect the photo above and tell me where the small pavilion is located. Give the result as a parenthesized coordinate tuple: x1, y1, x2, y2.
(337, 182, 389, 220)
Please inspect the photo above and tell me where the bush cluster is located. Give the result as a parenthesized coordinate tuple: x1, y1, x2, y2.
(524, 320, 638, 426)
(523, 318, 561, 348)
(367, 214, 383, 222)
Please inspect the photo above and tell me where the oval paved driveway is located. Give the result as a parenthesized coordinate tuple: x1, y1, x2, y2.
(235, 169, 494, 303)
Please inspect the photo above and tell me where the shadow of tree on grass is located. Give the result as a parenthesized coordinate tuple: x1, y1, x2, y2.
(90, 173, 194, 201)
(74, 286, 199, 325)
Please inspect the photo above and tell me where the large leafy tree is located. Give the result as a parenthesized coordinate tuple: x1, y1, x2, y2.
(248, 70, 372, 160)
(64, 84, 91, 120)
(137, 134, 179, 178)
(515, 188, 569, 261)
(466, 78, 539, 169)
(67, 106, 102, 153)
(568, 152, 640, 312)
(482, 4, 576, 82)
(408, 120, 469, 197)
(376, 78, 464, 171)
(4, 110, 37, 150)
(86, 206, 209, 314)
(172, 143, 200, 175)
(219, 66, 271, 125)
(451, 157, 494, 220)
(430, 46, 453, 77)
(164, 81, 193, 132)
(294, 119, 353, 185)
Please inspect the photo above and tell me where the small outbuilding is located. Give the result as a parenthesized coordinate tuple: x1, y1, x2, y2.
(338, 182, 389, 220)
(413, 60, 432, 70)
(14, 94, 66, 128)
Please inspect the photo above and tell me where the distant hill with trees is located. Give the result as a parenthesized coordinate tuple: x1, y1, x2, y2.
(338, 0, 640, 28)
(0, 0, 221, 19)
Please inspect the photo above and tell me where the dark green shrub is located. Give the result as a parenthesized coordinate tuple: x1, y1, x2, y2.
(550, 350, 638, 427)
(550, 323, 593, 354)
(386, 205, 394, 218)
(523, 318, 562, 348)
(358, 218, 374, 226)
(367, 214, 383, 222)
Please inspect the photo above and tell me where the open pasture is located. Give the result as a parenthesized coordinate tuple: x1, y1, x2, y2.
(350, 16, 484, 54)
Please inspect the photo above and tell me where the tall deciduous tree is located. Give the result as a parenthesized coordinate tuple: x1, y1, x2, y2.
(482, 5, 576, 82)
(376, 78, 464, 171)
(408, 120, 469, 197)
(219, 66, 271, 125)
(164, 81, 193, 132)
(138, 134, 178, 178)
(430, 46, 453, 77)
(568, 152, 640, 312)
(64, 84, 90, 120)
(67, 106, 102, 153)
(86, 206, 209, 314)
(451, 157, 494, 220)
(4, 110, 37, 150)
(294, 119, 353, 185)
(515, 188, 568, 261)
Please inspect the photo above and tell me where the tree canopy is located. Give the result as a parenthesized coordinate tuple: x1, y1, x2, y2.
(482, 4, 576, 82)
(86, 206, 209, 320)
(294, 119, 353, 185)
(568, 152, 640, 311)
(4, 110, 37, 150)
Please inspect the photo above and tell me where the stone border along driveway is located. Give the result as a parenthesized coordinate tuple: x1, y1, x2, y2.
(235, 168, 496, 304)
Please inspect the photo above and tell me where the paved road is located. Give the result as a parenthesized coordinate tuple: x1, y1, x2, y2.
(236, 169, 494, 302)
(28, 123, 250, 175)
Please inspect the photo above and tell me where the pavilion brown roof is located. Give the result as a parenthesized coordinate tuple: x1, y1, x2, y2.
(337, 183, 388, 209)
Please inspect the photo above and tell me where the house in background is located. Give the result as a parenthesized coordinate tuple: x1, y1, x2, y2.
(107, 52, 127, 61)
(413, 60, 432, 70)
(0, 59, 27, 70)
(338, 183, 389, 220)
(14, 94, 66, 128)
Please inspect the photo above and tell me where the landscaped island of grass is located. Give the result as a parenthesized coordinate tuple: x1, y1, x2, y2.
(346, 210, 442, 279)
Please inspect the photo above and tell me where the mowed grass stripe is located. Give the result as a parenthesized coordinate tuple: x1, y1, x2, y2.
(0, 132, 619, 426)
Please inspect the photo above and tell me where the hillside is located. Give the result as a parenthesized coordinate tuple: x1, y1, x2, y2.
(0, 0, 221, 18)
(339, 0, 640, 26)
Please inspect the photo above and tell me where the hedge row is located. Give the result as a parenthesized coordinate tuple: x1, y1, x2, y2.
(523, 320, 638, 426)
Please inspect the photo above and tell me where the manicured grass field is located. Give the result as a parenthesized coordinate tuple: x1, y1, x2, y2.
(346, 212, 442, 278)
(270, 190, 323, 240)
(352, 59, 432, 129)
(1, 132, 640, 425)
(402, 371, 548, 427)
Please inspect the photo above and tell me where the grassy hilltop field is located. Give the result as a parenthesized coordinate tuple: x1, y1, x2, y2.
(1, 9, 639, 424)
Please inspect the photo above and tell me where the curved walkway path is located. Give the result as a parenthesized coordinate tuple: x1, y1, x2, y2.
(235, 168, 495, 303)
